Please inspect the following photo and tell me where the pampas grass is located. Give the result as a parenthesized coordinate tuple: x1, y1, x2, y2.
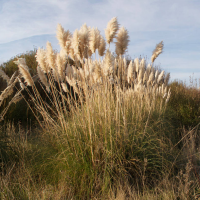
(115, 26, 129, 56)
(1, 17, 189, 200)
(98, 35, 106, 57)
(14, 58, 34, 86)
(134, 58, 139, 73)
(46, 41, 56, 70)
(151, 41, 164, 63)
(0, 84, 14, 102)
(105, 17, 119, 45)
(127, 60, 133, 84)
(165, 88, 171, 103)
(79, 23, 90, 58)
(56, 53, 66, 82)
(89, 27, 100, 54)
(72, 29, 81, 59)
(157, 70, 165, 84)
(103, 49, 114, 76)
(1, 17, 172, 169)
(37, 66, 50, 92)
(56, 23, 72, 52)
(35, 48, 49, 73)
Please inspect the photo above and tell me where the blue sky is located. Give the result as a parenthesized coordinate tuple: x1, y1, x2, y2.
(0, 0, 200, 85)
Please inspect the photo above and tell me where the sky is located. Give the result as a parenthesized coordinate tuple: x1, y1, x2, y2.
(0, 0, 200, 86)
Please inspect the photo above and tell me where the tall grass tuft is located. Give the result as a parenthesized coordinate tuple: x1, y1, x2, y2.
(0, 17, 185, 199)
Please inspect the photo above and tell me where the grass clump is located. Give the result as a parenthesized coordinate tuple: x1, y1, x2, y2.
(0, 17, 199, 199)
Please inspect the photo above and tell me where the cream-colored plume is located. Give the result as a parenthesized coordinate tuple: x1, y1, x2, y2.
(127, 60, 134, 84)
(72, 29, 81, 59)
(98, 35, 106, 57)
(14, 58, 34, 86)
(134, 58, 139, 73)
(103, 50, 114, 76)
(61, 82, 69, 93)
(115, 26, 129, 56)
(157, 70, 164, 84)
(35, 48, 49, 73)
(89, 27, 100, 54)
(105, 17, 119, 45)
(0, 84, 14, 101)
(56, 53, 66, 81)
(151, 41, 164, 63)
(79, 23, 90, 58)
(46, 41, 56, 70)
(37, 66, 50, 92)
(56, 23, 72, 51)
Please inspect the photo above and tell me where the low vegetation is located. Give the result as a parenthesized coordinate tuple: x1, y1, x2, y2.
(0, 17, 199, 199)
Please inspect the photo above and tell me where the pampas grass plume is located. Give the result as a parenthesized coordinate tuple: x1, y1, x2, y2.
(148, 71, 154, 84)
(98, 35, 106, 57)
(56, 53, 66, 81)
(89, 27, 100, 54)
(79, 23, 90, 58)
(56, 23, 72, 50)
(46, 41, 56, 70)
(35, 48, 49, 73)
(157, 70, 164, 84)
(154, 70, 159, 83)
(103, 50, 114, 76)
(134, 58, 139, 73)
(105, 17, 119, 45)
(14, 58, 34, 86)
(52, 69, 59, 83)
(146, 64, 151, 77)
(127, 60, 133, 84)
(0, 84, 14, 101)
(61, 82, 69, 93)
(140, 58, 145, 71)
(115, 26, 129, 56)
(138, 69, 144, 83)
(37, 66, 50, 92)
(72, 29, 81, 58)
(165, 88, 171, 103)
(143, 71, 147, 84)
(151, 41, 164, 63)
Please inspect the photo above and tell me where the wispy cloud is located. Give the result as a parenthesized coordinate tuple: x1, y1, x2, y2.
(0, 0, 199, 83)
